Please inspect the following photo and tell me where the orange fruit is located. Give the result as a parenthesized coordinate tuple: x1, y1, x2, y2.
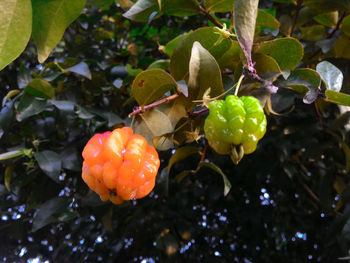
(81, 127, 160, 204)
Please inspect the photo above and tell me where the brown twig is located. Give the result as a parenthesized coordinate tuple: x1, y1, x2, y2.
(199, 6, 223, 28)
(128, 93, 179, 117)
(290, 0, 303, 36)
(191, 107, 209, 116)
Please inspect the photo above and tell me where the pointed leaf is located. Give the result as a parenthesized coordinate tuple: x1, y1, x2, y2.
(282, 68, 321, 104)
(188, 42, 224, 100)
(325, 90, 350, 106)
(32, 197, 70, 232)
(135, 109, 174, 151)
(32, 0, 87, 63)
(316, 61, 343, 92)
(24, 78, 55, 99)
(164, 31, 192, 58)
(0, 0, 32, 71)
(313, 11, 338, 27)
(34, 150, 62, 182)
(168, 146, 199, 174)
(132, 69, 177, 106)
(198, 161, 231, 196)
(254, 38, 304, 71)
(170, 27, 231, 81)
(234, 0, 259, 70)
(16, 94, 48, 122)
(66, 62, 92, 80)
(123, 0, 161, 22)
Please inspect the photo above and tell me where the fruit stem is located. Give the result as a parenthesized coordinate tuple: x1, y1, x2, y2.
(234, 75, 244, 96)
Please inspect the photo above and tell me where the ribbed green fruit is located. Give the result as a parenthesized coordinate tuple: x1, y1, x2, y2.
(204, 95, 267, 163)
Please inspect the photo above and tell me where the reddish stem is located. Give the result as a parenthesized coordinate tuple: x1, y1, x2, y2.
(192, 108, 209, 116)
(129, 93, 180, 117)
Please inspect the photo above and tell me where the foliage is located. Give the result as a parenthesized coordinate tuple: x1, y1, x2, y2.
(1, 0, 350, 262)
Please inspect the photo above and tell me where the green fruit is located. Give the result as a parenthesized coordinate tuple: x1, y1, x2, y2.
(204, 95, 267, 164)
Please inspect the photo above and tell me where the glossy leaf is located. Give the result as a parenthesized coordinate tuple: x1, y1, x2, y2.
(204, 0, 234, 12)
(234, 0, 259, 70)
(32, 0, 87, 63)
(135, 109, 174, 151)
(254, 38, 303, 71)
(123, 0, 200, 22)
(197, 161, 231, 196)
(0, 0, 32, 71)
(316, 61, 343, 92)
(34, 151, 62, 182)
(325, 90, 350, 106)
(256, 9, 280, 30)
(132, 69, 177, 106)
(283, 68, 321, 104)
(168, 146, 199, 174)
(24, 78, 55, 99)
(32, 197, 70, 232)
(170, 27, 231, 81)
(147, 59, 170, 69)
(66, 62, 92, 80)
(188, 42, 224, 100)
(16, 94, 47, 122)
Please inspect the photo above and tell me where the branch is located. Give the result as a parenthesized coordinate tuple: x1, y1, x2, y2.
(128, 93, 180, 117)
(290, 0, 302, 36)
(199, 6, 223, 28)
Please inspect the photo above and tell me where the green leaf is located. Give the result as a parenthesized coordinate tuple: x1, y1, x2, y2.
(168, 146, 199, 174)
(256, 9, 280, 30)
(188, 42, 224, 100)
(32, 0, 87, 63)
(254, 38, 304, 71)
(204, 0, 234, 13)
(197, 161, 231, 196)
(282, 68, 321, 104)
(325, 90, 350, 106)
(313, 11, 338, 27)
(24, 78, 55, 99)
(0, 149, 31, 161)
(135, 109, 174, 151)
(126, 64, 142, 77)
(343, 143, 350, 173)
(0, 0, 32, 71)
(316, 61, 343, 92)
(334, 35, 350, 59)
(170, 27, 231, 81)
(300, 25, 326, 42)
(279, 14, 293, 36)
(216, 40, 242, 70)
(341, 15, 350, 38)
(252, 53, 282, 80)
(32, 197, 70, 232)
(234, 0, 259, 69)
(164, 31, 192, 58)
(157, 95, 188, 128)
(16, 94, 47, 122)
(304, 0, 350, 12)
(66, 62, 92, 80)
(147, 59, 170, 69)
(34, 151, 62, 182)
(162, 0, 200, 17)
(4, 165, 13, 192)
(132, 69, 177, 106)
